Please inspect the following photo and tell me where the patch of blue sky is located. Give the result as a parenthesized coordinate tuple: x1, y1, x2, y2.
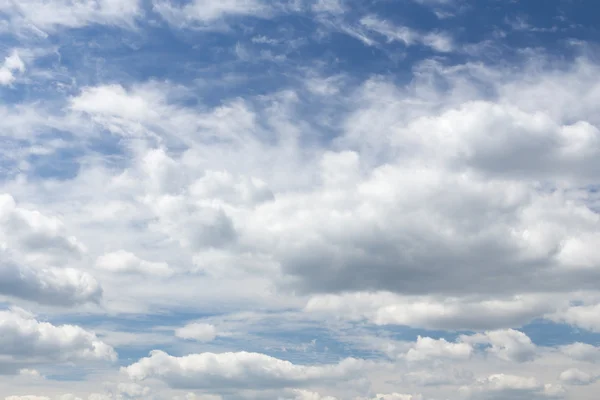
(27, 147, 82, 180)
(50, 310, 219, 330)
(44, 366, 91, 382)
(522, 320, 600, 348)
(363, 323, 472, 343)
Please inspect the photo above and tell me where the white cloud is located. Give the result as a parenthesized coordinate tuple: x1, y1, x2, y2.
(0, 307, 116, 371)
(123, 350, 365, 390)
(549, 304, 600, 332)
(3, 10, 600, 399)
(305, 292, 558, 330)
(5, 396, 51, 400)
(369, 395, 422, 400)
(153, 0, 269, 29)
(172, 394, 223, 400)
(403, 368, 473, 386)
(0, 0, 141, 33)
(462, 330, 537, 363)
(0, 193, 86, 262)
(360, 15, 453, 52)
(116, 382, 151, 397)
(0, 51, 25, 86)
(289, 390, 338, 400)
(405, 336, 473, 362)
(559, 369, 595, 386)
(312, 0, 345, 15)
(3, 396, 105, 400)
(461, 374, 565, 399)
(0, 194, 100, 306)
(17, 369, 41, 378)
(559, 342, 600, 363)
(0, 259, 102, 306)
(95, 250, 172, 277)
(175, 323, 217, 342)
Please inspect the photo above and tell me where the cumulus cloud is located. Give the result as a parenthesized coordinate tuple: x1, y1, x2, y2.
(116, 382, 151, 397)
(559, 369, 596, 386)
(460, 374, 565, 399)
(549, 304, 600, 332)
(304, 292, 557, 330)
(95, 250, 172, 277)
(175, 323, 218, 342)
(0, 307, 116, 371)
(0, 51, 25, 86)
(0, 194, 101, 306)
(462, 330, 537, 363)
(0, 259, 102, 306)
(123, 350, 364, 390)
(404, 336, 472, 362)
(262, 159, 600, 298)
(559, 342, 600, 363)
(2, 1, 600, 398)
(18, 369, 41, 377)
(0, 194, 86, 263)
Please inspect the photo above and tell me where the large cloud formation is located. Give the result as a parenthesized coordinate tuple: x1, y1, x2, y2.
(1, 0, 600, 399)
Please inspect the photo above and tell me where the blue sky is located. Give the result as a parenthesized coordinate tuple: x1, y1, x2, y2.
(1, 1, 600, 399)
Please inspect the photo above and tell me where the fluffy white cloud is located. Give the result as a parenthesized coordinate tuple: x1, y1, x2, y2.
(123, 350, 364, 390)
(259, 161, 600, 298)
(0, 194, 86, 262)
(64, 71, 600, 313)
(0, 51, 25, 86)
(2, 5, 600, 399)
(462, 330, 537, 363)
(95, 250, 172, 277)
(559, 369, 595, 386)
(559, 343, 600, 363)
(175, 323, 217, 342)
(0, 307, 116, 371)
(549, 304, 600, 332)
(305, 292, 557, 330)
(405, 337, 472, 362)
(0, 194, 100, 306)
(461, 374, 565, 399)
(116, 382, 151, 397)
(17, 369, 41, 377)
(0, 259, 102, 306)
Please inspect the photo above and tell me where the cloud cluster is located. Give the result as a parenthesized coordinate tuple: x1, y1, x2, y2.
(0, 307, 116, 372)
(0, 1, 600, 399)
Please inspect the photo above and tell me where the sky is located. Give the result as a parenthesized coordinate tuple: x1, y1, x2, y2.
(1, 0, 600, 399)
